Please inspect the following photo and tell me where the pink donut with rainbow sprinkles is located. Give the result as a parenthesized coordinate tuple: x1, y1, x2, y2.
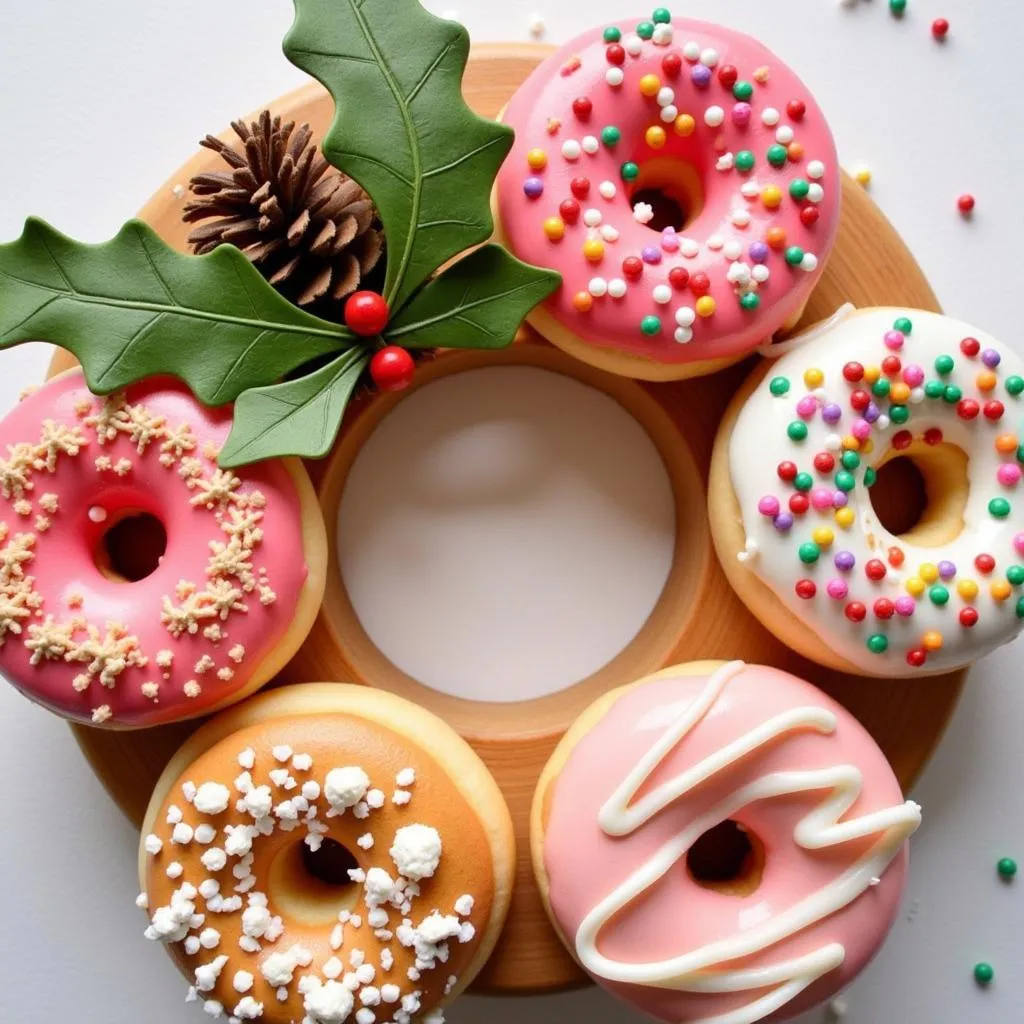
(495, 11, 840, 380)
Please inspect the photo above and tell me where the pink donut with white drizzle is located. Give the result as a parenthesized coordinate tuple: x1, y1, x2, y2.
(532, 661, 919, 1023)
(0, 370, 325, 728)
(495, 11, 840, 380)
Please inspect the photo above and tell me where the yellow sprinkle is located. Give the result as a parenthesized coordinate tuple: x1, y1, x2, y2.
(890, 382, 911, 403)
(906, 577, 925, 597)
(841, 435, 860, 451)
(922, 630, 943, 651)
(991, 579, 1012, 602)
(957, 579, 979, 601)
(761, 185, 783, 209)
(977, 370, 998, 392)
(645, 125, 667, 149)
(527, 148, 548, 171)
(639, 74, 661, 97)
(863, 365, 880, 384)
(834, 507, 855, 529)
(583, 239, 605, 263)
(812, 527, 834, 548)
(696, 296, 717, 318)
(674, 114, 696, 137)
(543, 217, 565, 242)
(919, 562, 939, 583)
(854, 166, 872, 188)
(804, 368, 824, 389)
(861, 438, 875, 454)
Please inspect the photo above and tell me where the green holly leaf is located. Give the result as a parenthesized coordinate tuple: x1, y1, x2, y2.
(219, 348, 369, 467)
(0, 218, 353, 405)
(284, 0, 513, 312)
(385, 245, 560, 351)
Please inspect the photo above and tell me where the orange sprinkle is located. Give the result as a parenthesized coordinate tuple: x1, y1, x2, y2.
(995, 433, 1019, 454)
(766, 226, 787, 249)
(890, 382, 911, 403)
(922, 631, 944, 652)
(991, 579, 1012, 602)
(572, 291, 593, 313)
(787, 142, 804, 162)
(977, 370, 998, 392)
(863, 365, 881, 385)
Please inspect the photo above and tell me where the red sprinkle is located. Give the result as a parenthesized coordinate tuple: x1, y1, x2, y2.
(850, 389, 871, 412)
(559, 199, 580, 224)
(888, 546, 905, 567)
(958, 193, 976, 215)
(924, 427, 944, 446)
(717, 64, 738, 89)
(800, 206, 820, 228)
(814, 452, 836, 474)
(572, 96, 593, 120)
(865, 559, 887, 582)
(892, 429, 913, 450)
(961, 336, 981, 357)
(957, 398, 980, 420)
(960, 607, 979, 628)
(786, 99, 806, 121)
(975, 553, 996, 574)
(623, 256, 643, 279)
(932, 17, 950, 39)
(845, 601, 867, 623)
(843, 361, 865, 383)
(882, 356, 902, 377)
(571, 177, 591, 199)
(777, 461, 798, 482)
(796, 579, 817, 600)
(668, 266, 690, 290)
(984, 400, 1005, 421)
(789, 493, 810, 514)
(662, 52, 682, 78)
(906, 648, 927, 668)
(690, 272, 711, 296)
(606, 44, 625, 65)
(874, 598, 895, 620)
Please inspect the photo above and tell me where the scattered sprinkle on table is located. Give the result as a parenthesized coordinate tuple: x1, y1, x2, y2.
(958, 194, 976, 216)
(890, 0, 908, 15)
(528, 12, 545, 38)
(974, 962, 995, 986)
(997, 856, 1018, 879)
(932, 18, 950, 40)
(854, 166, 872, 188)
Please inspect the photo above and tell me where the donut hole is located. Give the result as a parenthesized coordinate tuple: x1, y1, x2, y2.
(630, 157, 705, 232)
(269, 837, 360, 926)
(95, 511, 168, 582)
(686, 820, 765, 896)
(870, 441, 969, 547)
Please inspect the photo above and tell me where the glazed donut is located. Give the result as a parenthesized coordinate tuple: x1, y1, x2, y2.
(494, 11, 840, 381)
(532, 660, 919, 1024)
(139, 683, 515, 1024)
(710, 307, 1024, 676)
(0, 370, 325, 727)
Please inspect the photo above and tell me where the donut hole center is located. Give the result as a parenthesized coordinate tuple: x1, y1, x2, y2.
(95, 511, 167, 582)
(686, 820, 765, 896)
(269, 838, 360, 926)
(870, 441, 969, 547)
(631, 157, 705, 232)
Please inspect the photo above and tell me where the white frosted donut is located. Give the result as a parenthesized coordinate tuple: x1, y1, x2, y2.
(710, 307, 1024, 676)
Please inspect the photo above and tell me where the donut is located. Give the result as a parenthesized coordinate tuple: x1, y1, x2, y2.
(494, 10, 840, 381)
(532, 660, 920, 1023)
(139, 683, 515, 1024)
(710, 306, 1024, 676)
(0, 370, 325, 727)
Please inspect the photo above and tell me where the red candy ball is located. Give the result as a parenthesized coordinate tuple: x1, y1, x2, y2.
(814, 452, 835, 473)
(924, 427, 944, 446)
(957, 193, 976, 215)
(960, 336, 980, 357)
(906, 648, 927, 668)
(717, 64, 738, 88)
(572, 96, 593, 120)
(344, 291, 390, 336)
(800, 206, 820, 228)
(623, 256, 644, 279)
(888, 546, 905, 568)
(984, 400, 1005, 421)
(975, 553, 996, 574)
(882, 356, 902, 376)
(571, 177, 591, 199)
(690, 272, 711, 296)
(957, 398, 980, 420)
(662, 52, 682, 78)
(843, 361, 864, 383)
(960, 607, 979, 628)
(796, 579, 817, 600)
(932, 18, 950, 40)
(668, 267, 690, 290)
(892, 430, 913, 450)
(865, 558, 887, 581)
(789, 493, 810, 514)
(559, 199, 580, 224)
(606, 44, 625, 65)
(873, 598, 895, 620)
(787, 99, 806, 121)
(845, 601, 867, 623)
(777, 460, 798, 482)
(850, 389, 870, 412)
(369, 346, 415, 392)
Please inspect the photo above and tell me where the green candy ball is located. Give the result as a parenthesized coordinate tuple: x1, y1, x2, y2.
(740, 292, 760, 311)
(789, 178, 810, 200)
(798, 542, 820, 564)
(794, 472, 813, 492)
(603, 26, 622, 42)
(735, 150, 755, 173)
(974, 962, 995, 986)
(621, 162, 640, 182)
(894, 317, 913, 334)
(935, 353, 955, 375)
(835, 471, 856, 492)
(636, 20, 655, 39)
(872, 378, 891, 398)
(863, 467, 877, 487)
(785, 246, 805, 266)
(990, 497, 1011, 519)
(767, 144, 788, 167)
(733, 81, 754, 101)
(867, 634, 889, 654)
(841, 451, 861, 470)
(889, 404, 910, 424)
(602, 125, 622, 146)
(924, 380, 945, 399)
(1006, 375, 1024, 397)
(787, 421, 808, 441)
(929, 585, 950, 606)
(769, 376, 790, 396)
(640, 315, 661, 336)
(943, 384, 963, 404)
(652, 7, 672, 23)
(1017, 596, 1024, 619)
(890, 0, 908, 13)
(997, 857, 1018, 880)
(1007, 565, 1024, 587)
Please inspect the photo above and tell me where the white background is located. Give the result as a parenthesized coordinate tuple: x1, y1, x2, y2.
(1, 0, 1022, 1021)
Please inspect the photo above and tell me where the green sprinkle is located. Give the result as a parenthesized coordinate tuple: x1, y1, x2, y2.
(974, 962, 995, 986)
(636, 20, 655, 39)
(1017, 444, 1024, 465)
(890, 404, 909, 424)
(767, 144, 788, 167)
(924, 380, 945, 399)
(929, 585, 950, 606)
(789, 178, 810, 200)
(740, 292, 760, 311)
(1007, 565, 1024, 587)
(841, 451, 861, 470)
(603, 26, 622, 42)
(943, 384, 963, 404)
(640, 315, 661, 336)
(990, 497, 1011, 519)
(890, 0, 908, 13)
(1007, 375, 1024, 397)
(621, 161, 639, 182)
(894, 317, 913, 334)
(872, 378, 891, 398)
(935, 354, 955, 376)
(602, 125, 622, 146)
(652, 7, 672, 24)
(998, 857, 1018, 880)
(798, 542, 820, 564)
(769, 376, 790, 396)
(867, 634, 889, 654)
(785, 246, 805, 266)
(793, 472, 813, 492)
(1017, 596, 1024, 619)
(735, 150, 755, 173)
(733, 81, 754, 101)
(835, 471, 856, 492)
(864, 466, 877, 487)
(787, 421, 808, 441)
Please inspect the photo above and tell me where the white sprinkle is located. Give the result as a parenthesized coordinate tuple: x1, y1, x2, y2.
(194, 824, 217, 845)
(752, 264, 771, 284)
(659, 104, 678, 123)
(292, 753, 313, 772)
(200, 928, 221, 949)
(135, 892, 149, 909)
(704, 105, 725, 127)
(731, 208, 751, 228)
(166, 861, 184, 879)
(527, 12, 545, 38)
(454, 894, 475, 916)
(607, 278, 627, 299)
(700, 47, 719, 67)
(581, 135, 599, 155)
(652, 285, 672, 305)
(233, 971, 255, 994)
(144, 834, 164, 856)
(624, 34, 643, 56)
(808, 183, 825, 204)
(683, 41, 700, 61)
(381, 984, 401, 1004)
(801, 253, 819, 273)
(675, 307, 696, 328)
(599, 224, 619, 242)
(606, 67, 624, 87)
(324, 767, 369, 813)
(675, 326, 693, 345)
(741, 181, 761, 199)
(172, 822, 195, 846)
(87, 506, 107, 523)
(652, 23, 673, 45)
(716, 153, 734, 172)
(680, 238, 700, 258)
(357, 833, 375, 850)
(776, 125, 795, 145)
(707, 234, 725, 251)
(172, 184, 186, 199)
(761, 107, 780, 126)
(656, 87, 675, 108)
(588, 277, 608, 298)
(272, 745, 293, 763)
(583, 208, 602, 227)
(807, 160, 826, 180)
(723, 240, 743, 260)
(598, 180, 617, 200)
(561, 139, 581, 161)
(390, 824, 442, 881)
(237, 748, 256, 770)
(194, 783, 231, 816)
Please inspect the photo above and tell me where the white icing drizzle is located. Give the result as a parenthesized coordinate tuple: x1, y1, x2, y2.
(575, 661, 921, 1024)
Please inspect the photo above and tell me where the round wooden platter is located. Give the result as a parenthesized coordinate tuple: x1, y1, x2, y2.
(50, 44, 965, 994)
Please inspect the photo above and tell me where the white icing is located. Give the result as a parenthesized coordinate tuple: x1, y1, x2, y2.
(575, 662, 920, 1024)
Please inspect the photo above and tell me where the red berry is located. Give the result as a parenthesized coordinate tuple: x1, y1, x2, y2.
(845, 601, 867, 623)
(865, 558, 887, 581)
(800, 206, 820, 228)
(717, 64, 738, 88)
(957, 193, 976, 215)
(843, 361, 864, 383)
(369, 346, 415, 392)
(572, 96, 593, 120)
(689, 272, 711, 296)
(960, 336, 980, 357)
(984, 400, 1005, 421)
(606, 44, 625, 65)
(850, 389, 870, 412)
(932, 17, 950, 39)
(344, 291, 390, 336)
(874, 598, 895, 620)
(975, 553, 996, 574)
(668, 267, 690, 290)
(960, 607, 979, 628)
(777, 460, 798, 482)
(882, 355, 902, 376)
(662, 52, 682, 77)
(787, 99, 806, 121)
(623, 256, 643, 279)
(888, 546, 905, 568)
(796, 579, 817, 600)
(814, 452, 835, 474)
(906, 648, 927, 668)
(924, 427, 944, 446)
(571, 177, 591, 199)
(957, 399, 980, 420)
(789, 493, 809, 514)
(892, 430, 913, 450)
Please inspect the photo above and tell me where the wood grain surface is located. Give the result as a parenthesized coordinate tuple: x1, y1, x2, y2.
(51, 44, 963, 994)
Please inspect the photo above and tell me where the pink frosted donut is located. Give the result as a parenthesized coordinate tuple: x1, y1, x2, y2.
(532, 661, 919, 1023)
(0, 370, 325, 728)
(495, 13, 840, 381)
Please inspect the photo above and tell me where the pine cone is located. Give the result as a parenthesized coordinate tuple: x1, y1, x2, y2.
(184, 111, 385, 309)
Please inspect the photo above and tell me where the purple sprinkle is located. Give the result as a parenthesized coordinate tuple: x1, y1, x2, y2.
(822, 403, 842, 424)
(938, 559, 957, 580)
(773, 512, 794, 532)
(523, 177, 544, 199)
(749, 241, 769, 263)
(864, 402, 880, 423)
(982, 349, 1002, 369)
(642, 246, 663, 265)
(832, 491, 848, 508)
(691, 65, 712, 87)
(661, 227, 680, 252)
(834, 550, 856, 572)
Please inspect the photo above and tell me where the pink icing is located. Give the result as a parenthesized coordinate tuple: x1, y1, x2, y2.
(496, 18, 840, 365)
(0, 371, 310, 728)
(543, 664, 910, 1021)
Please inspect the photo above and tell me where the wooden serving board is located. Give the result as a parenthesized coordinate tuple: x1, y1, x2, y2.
(51, 44, 964, 994)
